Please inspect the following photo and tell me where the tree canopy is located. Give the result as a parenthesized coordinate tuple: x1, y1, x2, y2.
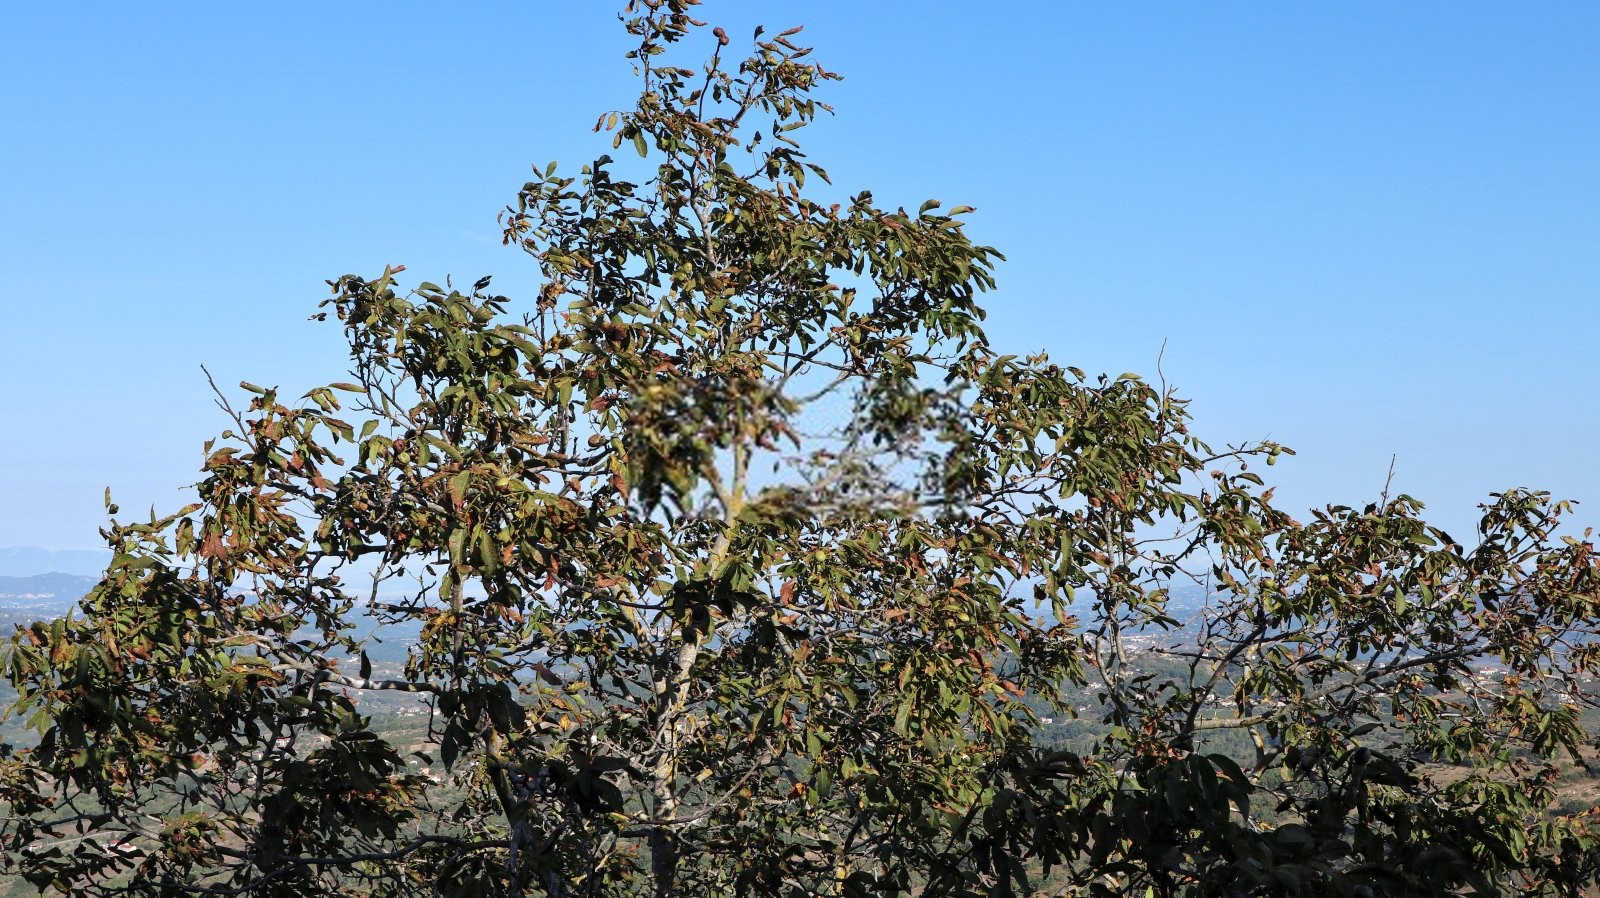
(5, 3, 1600, 897)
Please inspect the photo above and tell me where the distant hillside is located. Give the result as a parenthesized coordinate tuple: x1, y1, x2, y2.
(0, 572, 97, 602)
(0, 546, 109, 578)
(0, 573, 96, 628)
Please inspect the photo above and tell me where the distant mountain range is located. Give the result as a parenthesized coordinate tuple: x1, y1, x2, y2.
(0, 572, 96, 604)
(0, 572, 97, 630)
(0, 547, 109, 578)
(0, 548, 108, 628)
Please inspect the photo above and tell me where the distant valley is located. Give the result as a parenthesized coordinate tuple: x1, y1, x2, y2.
(0, 572, 96, 628)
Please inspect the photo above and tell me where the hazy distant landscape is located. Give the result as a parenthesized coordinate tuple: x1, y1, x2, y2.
(0, 548, 110, 579)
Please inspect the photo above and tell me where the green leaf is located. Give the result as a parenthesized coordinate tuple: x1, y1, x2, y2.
(893, 698, 913, 736)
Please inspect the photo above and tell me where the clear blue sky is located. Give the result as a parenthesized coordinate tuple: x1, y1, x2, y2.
(2, 1, 1596, 550)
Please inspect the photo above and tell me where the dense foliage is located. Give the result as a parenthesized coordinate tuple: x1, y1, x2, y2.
(5, 3, 1600, 896)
